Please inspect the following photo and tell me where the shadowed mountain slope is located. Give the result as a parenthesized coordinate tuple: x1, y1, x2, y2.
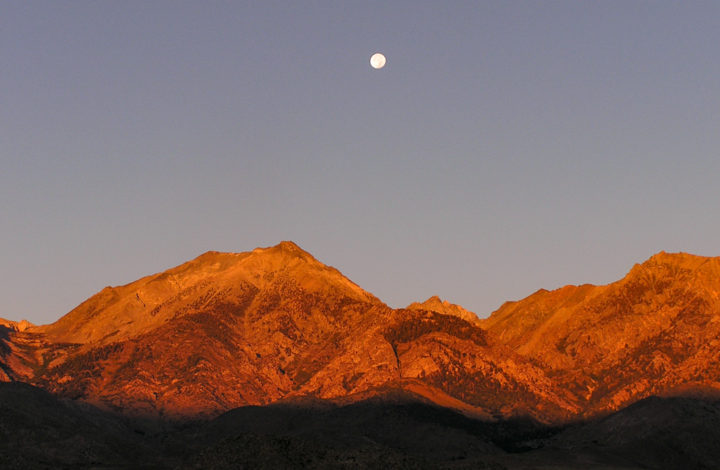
(0, 382, 163, 469)
(5, 380, 720, 469)
(537, 395, 720, 469)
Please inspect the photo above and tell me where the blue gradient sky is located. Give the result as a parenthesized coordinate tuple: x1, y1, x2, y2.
(2, 2, 719, 324)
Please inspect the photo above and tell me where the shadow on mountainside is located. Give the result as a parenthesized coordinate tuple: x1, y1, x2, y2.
(2, 381, 720, 469)
(0, 382, 172, 469)
(0, 324, 11, 351)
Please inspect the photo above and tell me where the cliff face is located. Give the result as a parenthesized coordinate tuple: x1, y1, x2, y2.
(2, 245, 719, 423)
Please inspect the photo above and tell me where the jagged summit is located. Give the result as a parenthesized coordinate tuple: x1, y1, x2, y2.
(406, 296, 480, 324)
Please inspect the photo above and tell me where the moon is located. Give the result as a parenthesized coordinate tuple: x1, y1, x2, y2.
(370, 53, 386, 69)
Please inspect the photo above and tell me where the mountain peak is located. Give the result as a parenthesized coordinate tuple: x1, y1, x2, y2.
(406, 296, 480, 324)
(276, 240, 303, 251)
(190, 241, 310, 266)
(38, 241, 380, 344)
(643, 251, 711, 268)
(250, 240, 316, 262)
(624, 251, 720, 284)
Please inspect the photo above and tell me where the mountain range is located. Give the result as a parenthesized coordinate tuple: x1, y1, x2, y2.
(2, 241, 720, 468)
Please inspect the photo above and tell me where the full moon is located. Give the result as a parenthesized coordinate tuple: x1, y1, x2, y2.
(370, 53, 386, 69)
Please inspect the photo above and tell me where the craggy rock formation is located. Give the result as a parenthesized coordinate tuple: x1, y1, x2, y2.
(406, 296, 481, 325)
(2, 243, 719, 426)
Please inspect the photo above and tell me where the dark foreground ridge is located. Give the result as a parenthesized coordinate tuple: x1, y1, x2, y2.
(3, 382, 720, 469)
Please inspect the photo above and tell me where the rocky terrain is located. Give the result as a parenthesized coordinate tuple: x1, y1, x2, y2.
(482, 251, 720, 416)
(406, 296, 482, 325)
(2, 241, 720, 467)
(0, 242, 574, 421)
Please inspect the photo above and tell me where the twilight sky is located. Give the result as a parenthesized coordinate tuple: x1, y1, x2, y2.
(2, 2, 719, 325)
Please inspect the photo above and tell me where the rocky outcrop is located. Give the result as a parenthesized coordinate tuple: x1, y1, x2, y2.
(406, 296, 481, 325)
(0, 318, 33, 332)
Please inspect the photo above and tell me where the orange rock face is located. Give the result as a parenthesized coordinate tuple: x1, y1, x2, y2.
(406, 296, 482, 325)
(1, 244, 719, 423)
(482, 251, 720, 416)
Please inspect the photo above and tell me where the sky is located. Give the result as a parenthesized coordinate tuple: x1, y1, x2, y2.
(2, 1, 719, 325)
